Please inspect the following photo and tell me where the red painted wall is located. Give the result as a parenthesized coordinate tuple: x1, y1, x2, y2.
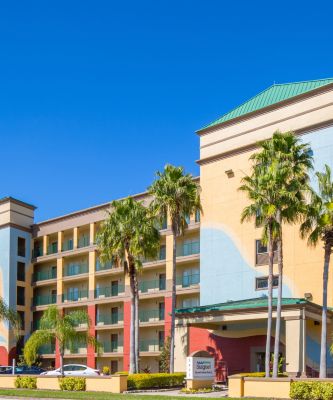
(0, 346, 16, 366)
(123, 300, 131, 372)
(87, 305, 96, 368)
(189, 326, 272, 375)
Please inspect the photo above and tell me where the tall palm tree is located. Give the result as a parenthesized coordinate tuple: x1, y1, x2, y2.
(251, 131, 313, 377)
(97, 197, 160, 374)
(0, 298, 21, 344)
(240, 169, 280, 377)
(149, 164, 201, 373)
(24, 306, 99, 375)
(300, 165, 333, 378)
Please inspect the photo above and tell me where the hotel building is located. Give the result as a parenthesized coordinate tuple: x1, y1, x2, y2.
(1, 78, 333, 376)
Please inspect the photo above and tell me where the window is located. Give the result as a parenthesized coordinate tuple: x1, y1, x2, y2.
(255, 240, 278, 265)
(159, 274, 166, 290)
(159, 331, 165, 350)
(17, 286, 25, 306)
(111, 360, 118, 374)
(195, 210, 200, 223)
(182, 297, 199, 308)
(18, 311, 25, 330)
(17, 262, 25, 282)
(256, 276, 279, 290)
(17, 237, 26, 257)
(159, 302, 165, 320)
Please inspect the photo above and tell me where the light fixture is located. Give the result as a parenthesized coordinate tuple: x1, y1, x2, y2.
(225, 169, 234, 178)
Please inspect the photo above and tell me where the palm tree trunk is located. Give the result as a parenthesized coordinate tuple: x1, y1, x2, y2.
(169, 229, 177, 373)
(129, 267, 136, 374)
(134, 274, 139, 373)
(273, 232, 283, 378)
(265, 225, 274, 378)
(320, 241, 331, 378)
(60, 347, 64, 376)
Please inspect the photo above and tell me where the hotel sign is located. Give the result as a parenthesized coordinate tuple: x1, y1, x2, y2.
(186, 356, 215, 380)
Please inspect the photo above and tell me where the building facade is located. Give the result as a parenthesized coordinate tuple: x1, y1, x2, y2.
(1, 78, 333, 376)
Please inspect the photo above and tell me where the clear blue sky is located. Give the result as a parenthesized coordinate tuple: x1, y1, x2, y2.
(1, 0, 332, 221)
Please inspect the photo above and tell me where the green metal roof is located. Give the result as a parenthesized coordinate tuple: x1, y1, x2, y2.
(175, 297, 308, 315)
(199, 78, 333, 131)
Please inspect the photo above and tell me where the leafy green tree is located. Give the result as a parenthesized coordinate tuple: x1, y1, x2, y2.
(97, 197, 160, 374)
(300, 165, 333, 378)
(159, 336, 171, 373)
(24, 306, 99, 375)
(149, 164, 202, 373)
(0, 298, 21, 334)
(250, 131, 312, 377)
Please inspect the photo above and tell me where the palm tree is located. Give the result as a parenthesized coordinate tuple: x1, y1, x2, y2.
(24, 306, 99, 375)
(97, 197, 160, 374)
(250, 131, 313, 377)
(149, 164, 202, 373)
(300, 165, 333, 378)
(240, 169, 279, 377)
(0, 298, 21, 342)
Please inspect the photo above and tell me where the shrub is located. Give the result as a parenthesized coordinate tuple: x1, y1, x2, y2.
(15, 376, 37, 389)
(127, 373, 185, 390)
(102, 366, 111, 376)
(238, 372, 288, 378)
(59, 377, 86, 391)
(290, 381, 333, 400)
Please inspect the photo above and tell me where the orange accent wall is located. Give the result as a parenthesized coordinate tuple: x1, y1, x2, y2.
(164, 296, 172, 337)
(87, 305, 96, 368)
(123, 301, 131, 372)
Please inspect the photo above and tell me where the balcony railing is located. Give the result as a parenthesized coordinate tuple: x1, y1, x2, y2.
(101, 341, 122, 353)
(32, 247, 43, 259)
(78, 236, 90, 248)
(39, 344, 55, 354)
(47, 243, 58, 255)
(95, 285, 125, 299)
(143, 246, 166, 263)
(95, 260, 113, 272)
(139, 339, 162, 352)
(64, 263, 88, 277)
(176, 273, 200, 287)
(139, 278, 166, 293)
(62, 239, 73, 252)
(33, 269, 57, 282)
(33, 294, 57, 307)
(62, 290, 89, 303)
(96, 312, 124, 325)
(176, 241, 200, 257)
(139, 309, 164, 323)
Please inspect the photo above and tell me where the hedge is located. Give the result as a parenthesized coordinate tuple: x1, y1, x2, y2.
(239, 372, 288, 378)
(127, 373, 185, 390)
(59, 377, 86, 391)
(15, 376, 37, 389)
(290, 381, 333, 400)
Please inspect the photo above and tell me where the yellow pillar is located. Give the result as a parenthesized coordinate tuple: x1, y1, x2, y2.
(285, 314, 306, 376)
(43, 235, 49, 256)
(57, 231, 63, 253)
(165, 234, 174, 291)
(73, 227, 78, 249)
(57, 258, 63, 304)
(89, 223, 95, 245)
(88, 251, 96, 300)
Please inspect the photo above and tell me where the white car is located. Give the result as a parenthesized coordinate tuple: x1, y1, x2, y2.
(41, 364, 100, 376)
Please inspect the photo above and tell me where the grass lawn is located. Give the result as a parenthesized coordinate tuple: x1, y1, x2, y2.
(0, 389, 233, 399)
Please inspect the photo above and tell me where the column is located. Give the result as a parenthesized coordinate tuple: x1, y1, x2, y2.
(285, 315, 306, 377)
(87, 305, 96, 368)
(89, 223, 95, 246)
(174, 323, 189, 373)
(57, 258, 63, 304)
(43, 235, 49, 256)
(57, 231, 63, 253)
(73, 227, 78, 249)
(123, 300, 131, 372)
(88, 251, 96, 300)
(165, 233, 174, 339)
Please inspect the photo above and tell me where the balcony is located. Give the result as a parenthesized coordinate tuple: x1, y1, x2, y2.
(64, 263, 88, 277)
(96, 312, 124, 326)
(139, 278, 166, 293)
(33, 294, 57, 307)
(139, 339, 162, 352)
(39, 344, 55, 355)
(62, 239, 74, 252)
(95, 285, 125, 299)
(176, 273, 200, 288)
(78, 236, 90, 249)
(139, 309, 164, 323)
(62, 290, 88, 303)
(95, 260, 113, 272)
(32, 247, 43, 259)
(176, 241, 200, 257)
(101, 341, 122, 353)
(33, 269, 57, 282)
(143, 246, 166, 263)
(47, 243, 58, 255)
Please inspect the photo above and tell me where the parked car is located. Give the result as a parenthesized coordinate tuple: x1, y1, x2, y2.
(0, 366, 12, 374)
(0, 365, 46, 375)
(41, 364, 100, 376)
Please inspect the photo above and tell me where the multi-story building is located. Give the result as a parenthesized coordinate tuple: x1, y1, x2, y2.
(0, 191, 200, 373)
(2, 77, 333, 377)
